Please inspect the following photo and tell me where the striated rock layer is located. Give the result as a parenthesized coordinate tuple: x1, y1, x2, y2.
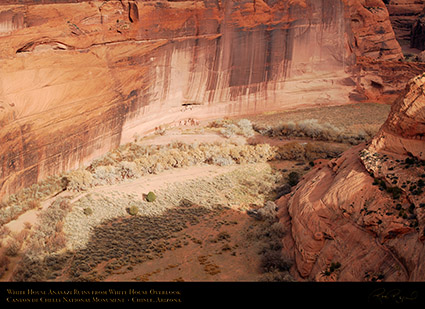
(0, 0, 408, 198)
(385, 0, 425, 44)
(278, 73, 425, 281)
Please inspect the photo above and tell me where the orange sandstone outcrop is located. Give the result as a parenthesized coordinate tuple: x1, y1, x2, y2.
(0, 0, 412, 198)
(386, 0, 425, 43)
(278, 73, 425, 281)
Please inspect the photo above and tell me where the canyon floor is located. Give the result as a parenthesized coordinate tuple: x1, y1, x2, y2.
(0, 102, 391, 282)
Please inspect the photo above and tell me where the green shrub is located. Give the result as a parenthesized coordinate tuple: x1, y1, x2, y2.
(386, 186, 402, 200)
(329, 262, 341, 272)
(128, 206, 139, 216)
(323, 262, 341, 276)
(146, 191, 156, 202)
(83, 208, 93, 216)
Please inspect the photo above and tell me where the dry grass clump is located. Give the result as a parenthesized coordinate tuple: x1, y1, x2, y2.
(254, 119, 376, 145)
(63, 169, 94, 192)
(245, 102, 390, 134)
(63, 193, 131, 250)
(257, 221, 294, 282)
(4, 238, 21, 257)
(54, 163, 282, 281)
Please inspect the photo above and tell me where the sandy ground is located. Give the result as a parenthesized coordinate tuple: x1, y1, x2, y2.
(105, 206, 264, 282)
(1, 150, 281, 282)
(57, 161, 278, 282)
(2, 103, 389, 282)
(4, 195, 60, 234)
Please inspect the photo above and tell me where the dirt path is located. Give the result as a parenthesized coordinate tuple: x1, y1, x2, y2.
(4, 164, 239, 237)
(4, 194, 63, 234)
(92, 164, 239, 199)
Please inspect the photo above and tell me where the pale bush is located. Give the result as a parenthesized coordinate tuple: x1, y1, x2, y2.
(216, 118, 255, 138)
(45, 232, 67, 253)
(211, 156, 234, 166)
(256, 201, 278, 221)
(151, 162, 164, 174)
(237, 119, 255, 137)
(270, 221, 287, 238)
(65, 169, 94, 192)
(116, 161, 139, 179)
(220, 123, 238, 138)
(0, 226, 11, 238)
(93, 165, 118, 185)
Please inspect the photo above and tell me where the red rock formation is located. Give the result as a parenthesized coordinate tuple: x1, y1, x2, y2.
(385, 0, 425, 45)
(278, 73, 425, 281)
(0, 0, 409, 199)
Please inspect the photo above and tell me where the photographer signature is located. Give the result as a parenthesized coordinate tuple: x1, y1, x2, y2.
(369, 288, 418, 304)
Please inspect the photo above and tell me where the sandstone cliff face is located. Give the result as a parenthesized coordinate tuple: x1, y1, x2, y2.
(0, 0, 405, 198)
(385, 0, 425, 44)
(278, 73, 425, 281)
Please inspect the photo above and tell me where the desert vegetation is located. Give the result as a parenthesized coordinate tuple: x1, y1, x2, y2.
(0, 140, 275, 227)
(10, 162, 291, 281)
(69, 140, 275, 189)
(0, 176, 63, 225)
(246, 201, 294, 282)
(2, 103, 387, 229)
(0, 103, 392, 282)
(252, 118, 376, 145)
(243, 103, 390, 135)
(208, 118, 255, 138)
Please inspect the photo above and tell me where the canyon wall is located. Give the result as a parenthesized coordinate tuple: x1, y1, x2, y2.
(278, 73, 425, 281)
(385, 0, 425, 44)
(0, 0, 405, 198)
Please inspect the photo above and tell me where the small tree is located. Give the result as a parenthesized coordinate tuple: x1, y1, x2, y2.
(146, 191, 156, 202)
(128, 206, 139, 216)
(83, 208, 93, 216)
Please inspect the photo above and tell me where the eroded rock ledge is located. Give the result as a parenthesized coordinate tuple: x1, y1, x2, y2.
(278, 73, 425, 281)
